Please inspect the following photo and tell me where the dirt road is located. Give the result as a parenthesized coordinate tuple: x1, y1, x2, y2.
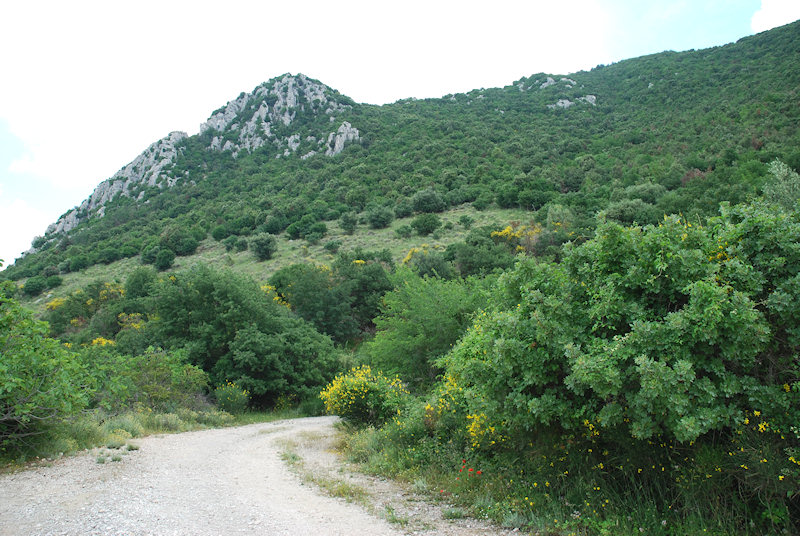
(0, 416, 515, 536)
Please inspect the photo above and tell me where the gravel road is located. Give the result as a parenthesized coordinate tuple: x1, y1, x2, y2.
(0, 416, 516, 536)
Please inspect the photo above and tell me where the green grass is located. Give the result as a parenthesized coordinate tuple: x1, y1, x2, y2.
(18, 205, 531, 314)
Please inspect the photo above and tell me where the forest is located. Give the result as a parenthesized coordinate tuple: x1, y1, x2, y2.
(2, 20, 800, 535)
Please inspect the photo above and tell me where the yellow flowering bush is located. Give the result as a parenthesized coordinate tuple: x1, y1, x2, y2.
(320, 365, 408, 426)
(214, 381, 250, 414)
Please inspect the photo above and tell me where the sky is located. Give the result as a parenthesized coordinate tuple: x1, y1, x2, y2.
(1, 0, 799, 268)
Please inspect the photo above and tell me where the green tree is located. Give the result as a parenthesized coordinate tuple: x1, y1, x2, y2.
(365, 269, 488, 390)
(153, 266, 338, 406)
(0, 282, 89, 448)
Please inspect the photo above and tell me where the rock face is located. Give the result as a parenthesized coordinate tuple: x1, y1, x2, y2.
(200, 73, 358, 159)
(47, 131, 188, 235)
(45, 74, 360, 237)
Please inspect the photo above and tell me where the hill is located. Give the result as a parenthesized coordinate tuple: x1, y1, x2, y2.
(3, 20, 799, 289)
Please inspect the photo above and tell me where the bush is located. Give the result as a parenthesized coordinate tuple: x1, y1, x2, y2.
(339, 212, 358, 235)
(394, 225, 413, 238)
(0, 282, 89, 449)
(411, 213, 442, 236)
(250, 233, 277, 261)
(366, 206, 395, 229)
(214, 381, 250, 413)
(154, 266, 338, 406)
(319, 365, 409, 426)
(154, 248, 175, 271)
(412, 188, 446, 213)
(22, 275, 47, 296)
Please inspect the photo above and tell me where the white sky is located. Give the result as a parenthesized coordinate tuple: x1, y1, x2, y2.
(1, 0, 799, 268)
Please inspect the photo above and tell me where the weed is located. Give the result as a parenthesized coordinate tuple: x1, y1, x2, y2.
(384, 505, 408, 526)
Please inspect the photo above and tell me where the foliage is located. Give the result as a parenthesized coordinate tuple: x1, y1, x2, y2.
(153, 248, 176, 271)
(153, 266, 338, 406)
(411, 213, 442, 236)
(412, 188, 446, 213)
(250, 232, 278, 261)
(269, 249, 393, 343)
(214, 381, 250, 413)
(79, 345, 208, 412)
(319, 365, 409, 426)
(366, 206, 395, 229)
(364, 269, 488, 390)
(21, 275, 47, 296)
(0, 282, 89, 449)
(763, 159, 800, 211)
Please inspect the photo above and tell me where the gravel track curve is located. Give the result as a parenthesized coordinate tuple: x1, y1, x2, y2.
(0, 416, 515, 536)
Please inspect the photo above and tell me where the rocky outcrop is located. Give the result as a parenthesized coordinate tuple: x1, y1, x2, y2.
(200, 73, 359, 159)
(44, 74, 362, 238)
(46, 131, 187, 235)
(325, 122, 360, 156)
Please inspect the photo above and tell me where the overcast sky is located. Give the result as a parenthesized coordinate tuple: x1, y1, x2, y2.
(1, 0, 799, 267)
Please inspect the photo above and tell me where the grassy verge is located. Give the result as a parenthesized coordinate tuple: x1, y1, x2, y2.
(339, 417, 796, 535)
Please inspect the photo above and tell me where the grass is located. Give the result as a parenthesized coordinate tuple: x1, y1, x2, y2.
(18, 205, 532, 314)
(279, 437, 371, 508)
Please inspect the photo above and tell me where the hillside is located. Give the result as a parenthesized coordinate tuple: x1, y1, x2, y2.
(3, 20, 799, 288)
(4, 20, 800, 534)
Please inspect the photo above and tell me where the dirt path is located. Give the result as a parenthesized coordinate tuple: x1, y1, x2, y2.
(0, 416, 516, 536)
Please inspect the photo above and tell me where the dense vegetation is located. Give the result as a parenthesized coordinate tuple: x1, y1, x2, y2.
(2, 20, 800, 534)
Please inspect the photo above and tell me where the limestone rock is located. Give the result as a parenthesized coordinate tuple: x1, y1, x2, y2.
(326, 122, 360, 156)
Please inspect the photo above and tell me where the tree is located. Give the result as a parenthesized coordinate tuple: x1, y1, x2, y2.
(412, 188, 446, 213)
(22, 275, 47, 296)
(365, 269, 487, 390)
(0, 282, 89, 448)
(250, 233, 277, 261)
(366, 206, 395, 229)
(339, 212, 358, 235)
(153, 266, 338, 406)
(154, 248, 175, 271)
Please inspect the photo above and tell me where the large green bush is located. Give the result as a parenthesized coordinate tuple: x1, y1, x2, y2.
(365, 269, 488, 390)
(442, 206, 799, 444)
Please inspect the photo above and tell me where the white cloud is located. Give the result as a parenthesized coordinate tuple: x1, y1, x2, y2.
(751, 0, 800, 32)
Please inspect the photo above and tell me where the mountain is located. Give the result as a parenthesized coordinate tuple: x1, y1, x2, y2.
(46, 74, 360, 235)
(4, 20, 800, 284)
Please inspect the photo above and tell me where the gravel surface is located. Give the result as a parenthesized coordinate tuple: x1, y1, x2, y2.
(0, 416, 517, 536)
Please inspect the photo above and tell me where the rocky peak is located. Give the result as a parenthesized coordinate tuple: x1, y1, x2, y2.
(42, 74, 362, 239)
(200, 73, 359, 158)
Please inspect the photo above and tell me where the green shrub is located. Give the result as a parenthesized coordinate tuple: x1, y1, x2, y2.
(153, 248, 175, 271)
(22, 275, 47, 296)
(366, 206, 394, 229)
(319, 365, 409, 426)
(411, 188, 446, 213)
(215, 381, 250, 413)
(411, 213, 441, 236)
(250, 233, 277, 261)
(0, 282, 89, 449)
